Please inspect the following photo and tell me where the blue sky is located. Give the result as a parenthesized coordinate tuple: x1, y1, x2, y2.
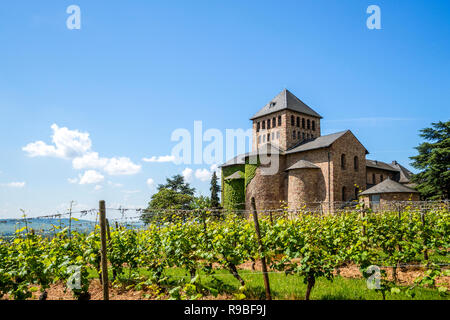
(0, 0, 449, 218)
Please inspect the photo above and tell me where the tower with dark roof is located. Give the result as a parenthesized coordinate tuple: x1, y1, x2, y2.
(251, 89, 323, 151)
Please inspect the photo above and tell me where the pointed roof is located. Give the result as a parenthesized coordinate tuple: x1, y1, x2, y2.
(224, 171, 245, 180)
(360, 178, 419, 196)
(250, 89, 322, 120)
(390, 161, 413, 184)
(366, 159, 399, 172)
(285, 160, 320, 171)
(285, 130, 370, 154)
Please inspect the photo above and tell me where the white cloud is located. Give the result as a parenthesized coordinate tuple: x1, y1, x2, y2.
(182, 168, 193, 182)
(72, 152, 108, 170)
(68, 177, 78, 184)
(103, 157, 141, 175)
(23, 124, 141, 176)
(142, 155, 176, 163)
(146, 178, 155, 188)
(108, 181, 123, 188)
(94, 185, 103, 191)
(78, 170, 104, 185)
(1, 182, 26, 188)
(23, 124, 91, 158)
(195, 168, 212, 182)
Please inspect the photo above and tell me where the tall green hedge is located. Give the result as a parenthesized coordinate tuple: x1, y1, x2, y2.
(221, 164, 245, 209)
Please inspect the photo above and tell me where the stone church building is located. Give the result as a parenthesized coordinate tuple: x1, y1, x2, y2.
(220, 89, 418, 211)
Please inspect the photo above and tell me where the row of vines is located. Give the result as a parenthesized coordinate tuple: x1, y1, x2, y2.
(0, 205, 449, 300)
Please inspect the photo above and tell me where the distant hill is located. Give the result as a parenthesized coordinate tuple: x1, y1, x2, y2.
(0, 218, 96, 237)
(0, 217, 146, 238)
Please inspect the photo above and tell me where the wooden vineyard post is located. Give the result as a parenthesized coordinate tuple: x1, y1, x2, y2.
(421, 209, 429, 262)
(251, 197, 272, 300)
(99, 200, 109, 300)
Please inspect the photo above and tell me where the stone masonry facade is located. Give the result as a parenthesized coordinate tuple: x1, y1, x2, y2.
(222, 89, 416, 211)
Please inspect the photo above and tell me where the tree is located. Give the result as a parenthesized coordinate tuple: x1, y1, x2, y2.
(210, 171, 221, 208)
(143, 174, 196, 224)
(157, 174, 195, 196)
(410, 120, 450, 200)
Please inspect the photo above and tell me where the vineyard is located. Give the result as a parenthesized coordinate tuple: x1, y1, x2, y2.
(0, 201, 449, 300)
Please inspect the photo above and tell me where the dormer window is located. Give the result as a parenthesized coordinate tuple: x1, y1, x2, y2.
(269, 101, 276, 108)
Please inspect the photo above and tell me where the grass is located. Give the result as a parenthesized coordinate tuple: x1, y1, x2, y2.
(88, 267, 449, 300)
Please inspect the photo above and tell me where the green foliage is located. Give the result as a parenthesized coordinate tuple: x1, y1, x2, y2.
(210, 172, 221, 208)
(221, 165, 245, 210)
(410, 120, 450, 199)
(244, 163, 258, 188)
(0, 206, 448, 300)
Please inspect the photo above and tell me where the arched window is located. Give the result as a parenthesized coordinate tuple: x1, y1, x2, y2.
(297, 131, 300, 139)
(296, 117, 300, 127)
(372, 173, 376, 184)
(354, 156, 359, 171)
(273, 117, 276, 127)
(278, 116, 282, 126)
(312, 120, 316, 131)
(302, 132, 305, 140)
(292, 131, 296, 139)
(291, 115, 295, 126)
(307, 119, 311, 129)
(302, 118, 305, 129)
(341, 154, 346, 169)
(267, 118, 271, 129)
(256, 122, 260, 132)
(267, 133, 270, 141)
(262, 120, 265, 130)
(342, 186, 346, 202)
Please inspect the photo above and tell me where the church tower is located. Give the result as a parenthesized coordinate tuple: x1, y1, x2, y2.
(250, 89, 322, 152)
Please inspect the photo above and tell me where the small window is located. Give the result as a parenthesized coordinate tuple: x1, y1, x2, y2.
(312, 120, 316, 131)
(372, 173, 376, 184)
(354, 156, 359, 171)
(307, 119, 311, 129)
(291, 115, 295, 126)
(267, 119, 271, 129)
(278, 116, 281, 126)
(292, 131, 296, 139)
(296, 117, 300, 127)
(267, 133, 270, 141)
(302, 132, 305, 140)
(273, 117, 276, 127)
(297, 131, 300, 139)
(342, 186, 346, 202)
(258, 136, 261, 143)
(341, 154, 346, 170)
(256, 122, 260, 132)
(380, 174, 384, 182)
(302, 118, 305, 129)
(262, 120, 265, 130)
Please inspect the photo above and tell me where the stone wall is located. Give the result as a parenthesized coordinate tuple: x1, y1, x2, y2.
(366, 167, 397, 186)
(252, 110, 321, 152)
(330, 131, 367, 202)
(287, 168, 323, 210)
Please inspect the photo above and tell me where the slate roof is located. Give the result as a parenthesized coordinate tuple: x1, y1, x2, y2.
(224, 171, 245, 180)
(220, 153, 247, 168)
(360, 178, 419, 196)
(285, 160, 320, 171)
(285, 130, 348, 154)
(366, 159, 399, 172)
(390, 161, 413, 184)
(250, 89, 322, 120)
